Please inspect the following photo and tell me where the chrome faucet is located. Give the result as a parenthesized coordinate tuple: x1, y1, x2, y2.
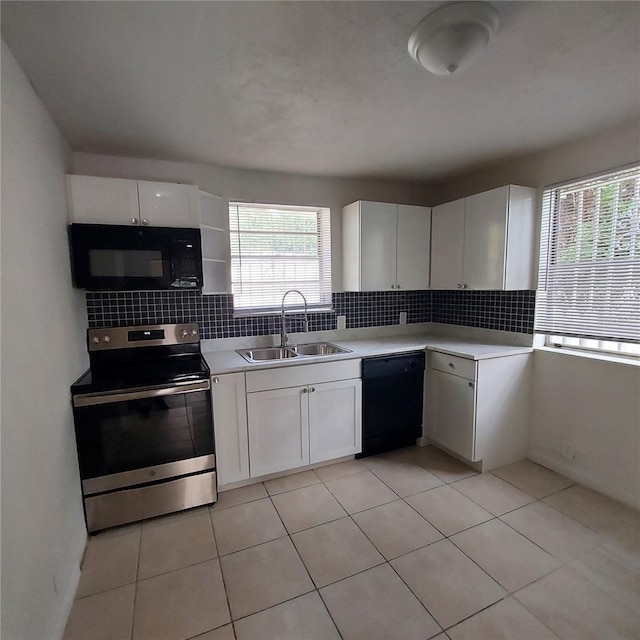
(280, 289, 309, 348)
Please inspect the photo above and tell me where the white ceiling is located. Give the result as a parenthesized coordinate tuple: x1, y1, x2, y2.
(2, 1, 639, 184)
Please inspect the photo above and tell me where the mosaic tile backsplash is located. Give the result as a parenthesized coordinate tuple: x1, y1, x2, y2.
(432, 290, 536, 334)
(86, 290, 535, 339)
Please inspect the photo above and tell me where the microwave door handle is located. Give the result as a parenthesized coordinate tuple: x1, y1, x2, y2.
(73, 380, 210, 408)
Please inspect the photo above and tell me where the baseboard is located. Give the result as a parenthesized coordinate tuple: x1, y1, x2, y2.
(50, 536, 86, 640)
(527, 447, 640, 511)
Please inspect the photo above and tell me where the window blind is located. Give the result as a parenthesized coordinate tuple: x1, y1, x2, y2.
(229, 202, 332, 314)
(535, 165, 640, 343)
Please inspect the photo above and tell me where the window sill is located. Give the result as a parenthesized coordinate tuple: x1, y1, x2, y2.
(534, 344, 640, 368)
(233, 307, 335, 319)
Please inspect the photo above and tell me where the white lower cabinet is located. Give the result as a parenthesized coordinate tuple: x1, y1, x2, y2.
(309, 379, 362, 464)
(211, 373, 250, 486)
(430, 368, 476, 460)
(245, 360, 362, 478)
(425, 350, 531, 471)
(247, 386, 310, 477)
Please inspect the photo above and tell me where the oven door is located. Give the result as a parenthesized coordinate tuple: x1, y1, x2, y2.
(73, 380, 214, 494)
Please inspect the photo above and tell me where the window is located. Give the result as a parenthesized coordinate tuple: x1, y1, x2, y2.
(229, 202, 332, 314)
(535, 165, 640, 357)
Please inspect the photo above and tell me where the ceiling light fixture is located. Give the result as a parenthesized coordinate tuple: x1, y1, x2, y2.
(408, 2, 500, 76)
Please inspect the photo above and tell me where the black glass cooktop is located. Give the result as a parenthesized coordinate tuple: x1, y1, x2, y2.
(71, 354, 210, 395)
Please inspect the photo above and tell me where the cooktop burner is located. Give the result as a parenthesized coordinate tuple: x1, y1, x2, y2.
(71, 355, 210, 394)
(71, 323, 210, 395)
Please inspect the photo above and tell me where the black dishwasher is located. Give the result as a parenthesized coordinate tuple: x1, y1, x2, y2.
(357, 351, 426, 458)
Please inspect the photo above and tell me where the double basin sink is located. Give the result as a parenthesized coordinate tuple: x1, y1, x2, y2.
(238, 342, 351, 363)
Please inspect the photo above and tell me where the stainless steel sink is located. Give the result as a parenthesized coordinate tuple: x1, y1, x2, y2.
(290, 342, 352, 356)
(238, 347, 298, 363)
(238, 342, 351, 363)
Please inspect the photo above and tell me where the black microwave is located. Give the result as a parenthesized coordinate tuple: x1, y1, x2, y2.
(69, 224, 203, 291)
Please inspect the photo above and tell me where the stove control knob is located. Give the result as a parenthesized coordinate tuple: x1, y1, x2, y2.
(190, 329, 198, 337)
(91, 336, 100, 344)
(181, 329, 189, 338)
(102, 335, 111, 343)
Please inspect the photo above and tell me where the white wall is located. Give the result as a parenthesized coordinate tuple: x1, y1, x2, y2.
(529, 351, 640, 509)
(1, 41, 88, 639)
(72, 152, 435, 291)
(432, 118, 640, 508)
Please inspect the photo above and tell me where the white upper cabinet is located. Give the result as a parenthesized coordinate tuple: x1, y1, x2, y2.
(199, 191, 230, 294)
(430, 198, 465, 290)
(67, 175, 140, 225)
(137, 180, 200, 227)
(67, 174, 200, 228)
(464, 187, 509, 290)
(430, 185, 536, 290)
(343, 200, 431, 291)
(396, 204, 432, 290)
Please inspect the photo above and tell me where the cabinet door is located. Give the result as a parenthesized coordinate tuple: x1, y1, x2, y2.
(211, 373, 249, 486)
(428, 370, 476, 460)
(137, 181, 200, 227)
(463, 186, 508, 289)
(200, 192, 230, 294)
(309, 379, 362, 464)
(67, 175, 140, 225)
(430, 199, 465, 289)
(396, 205, 431, 290)
(247, 387, 309, 477)
(359, 202, 398, 291)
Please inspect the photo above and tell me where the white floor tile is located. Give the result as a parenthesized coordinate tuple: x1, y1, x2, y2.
(391, 539, 506, 628)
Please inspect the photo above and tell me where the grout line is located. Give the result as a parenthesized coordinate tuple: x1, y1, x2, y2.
(263, 468, 323, 496)
(441, 595, 510, 633)
(211, 482, 268, 511)
(72, 580, 139, 602)
(209, 508, 238, 639)
(265, 488, 345, 638)
(488, 464, 577, 499)
(497, 510, 587, 564)
(314, 590, 345, 640)
(129, 520, 142, 640)
(266, 487, 321, 591)
(77, 448, 637, 639)
(342, 499, 445, 635)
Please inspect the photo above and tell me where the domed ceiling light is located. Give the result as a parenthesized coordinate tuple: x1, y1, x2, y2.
(408, 2, 500, 76)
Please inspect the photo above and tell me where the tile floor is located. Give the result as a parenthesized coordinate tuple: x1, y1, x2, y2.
(64, 446, 640, 640)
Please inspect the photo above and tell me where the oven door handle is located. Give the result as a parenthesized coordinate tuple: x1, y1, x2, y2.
(73, 380, 210, 407)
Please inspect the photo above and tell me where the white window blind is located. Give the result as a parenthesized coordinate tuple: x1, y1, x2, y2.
(535, 165, 640, 344)
(229, 202, 332, 314)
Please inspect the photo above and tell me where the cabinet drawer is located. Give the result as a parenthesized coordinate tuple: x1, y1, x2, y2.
(246, 359, 361, 392)
(430, 351, 476, 379)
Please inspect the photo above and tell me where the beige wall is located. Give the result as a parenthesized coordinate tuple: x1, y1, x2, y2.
(1, 41, 88, 639)
(430, 117, 640, 204)
(431, 116, 640, 508)
(72, 152, 435, 291)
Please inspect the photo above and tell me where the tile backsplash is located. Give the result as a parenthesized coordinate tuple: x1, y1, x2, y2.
(86, 290, 535, 339)
(432, 290, 536, 334)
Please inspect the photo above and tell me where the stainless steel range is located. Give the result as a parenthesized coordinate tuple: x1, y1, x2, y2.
(71, 323, 216, 532)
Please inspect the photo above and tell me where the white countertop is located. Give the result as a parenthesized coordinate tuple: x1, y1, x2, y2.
(203, 332, 533, 375)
